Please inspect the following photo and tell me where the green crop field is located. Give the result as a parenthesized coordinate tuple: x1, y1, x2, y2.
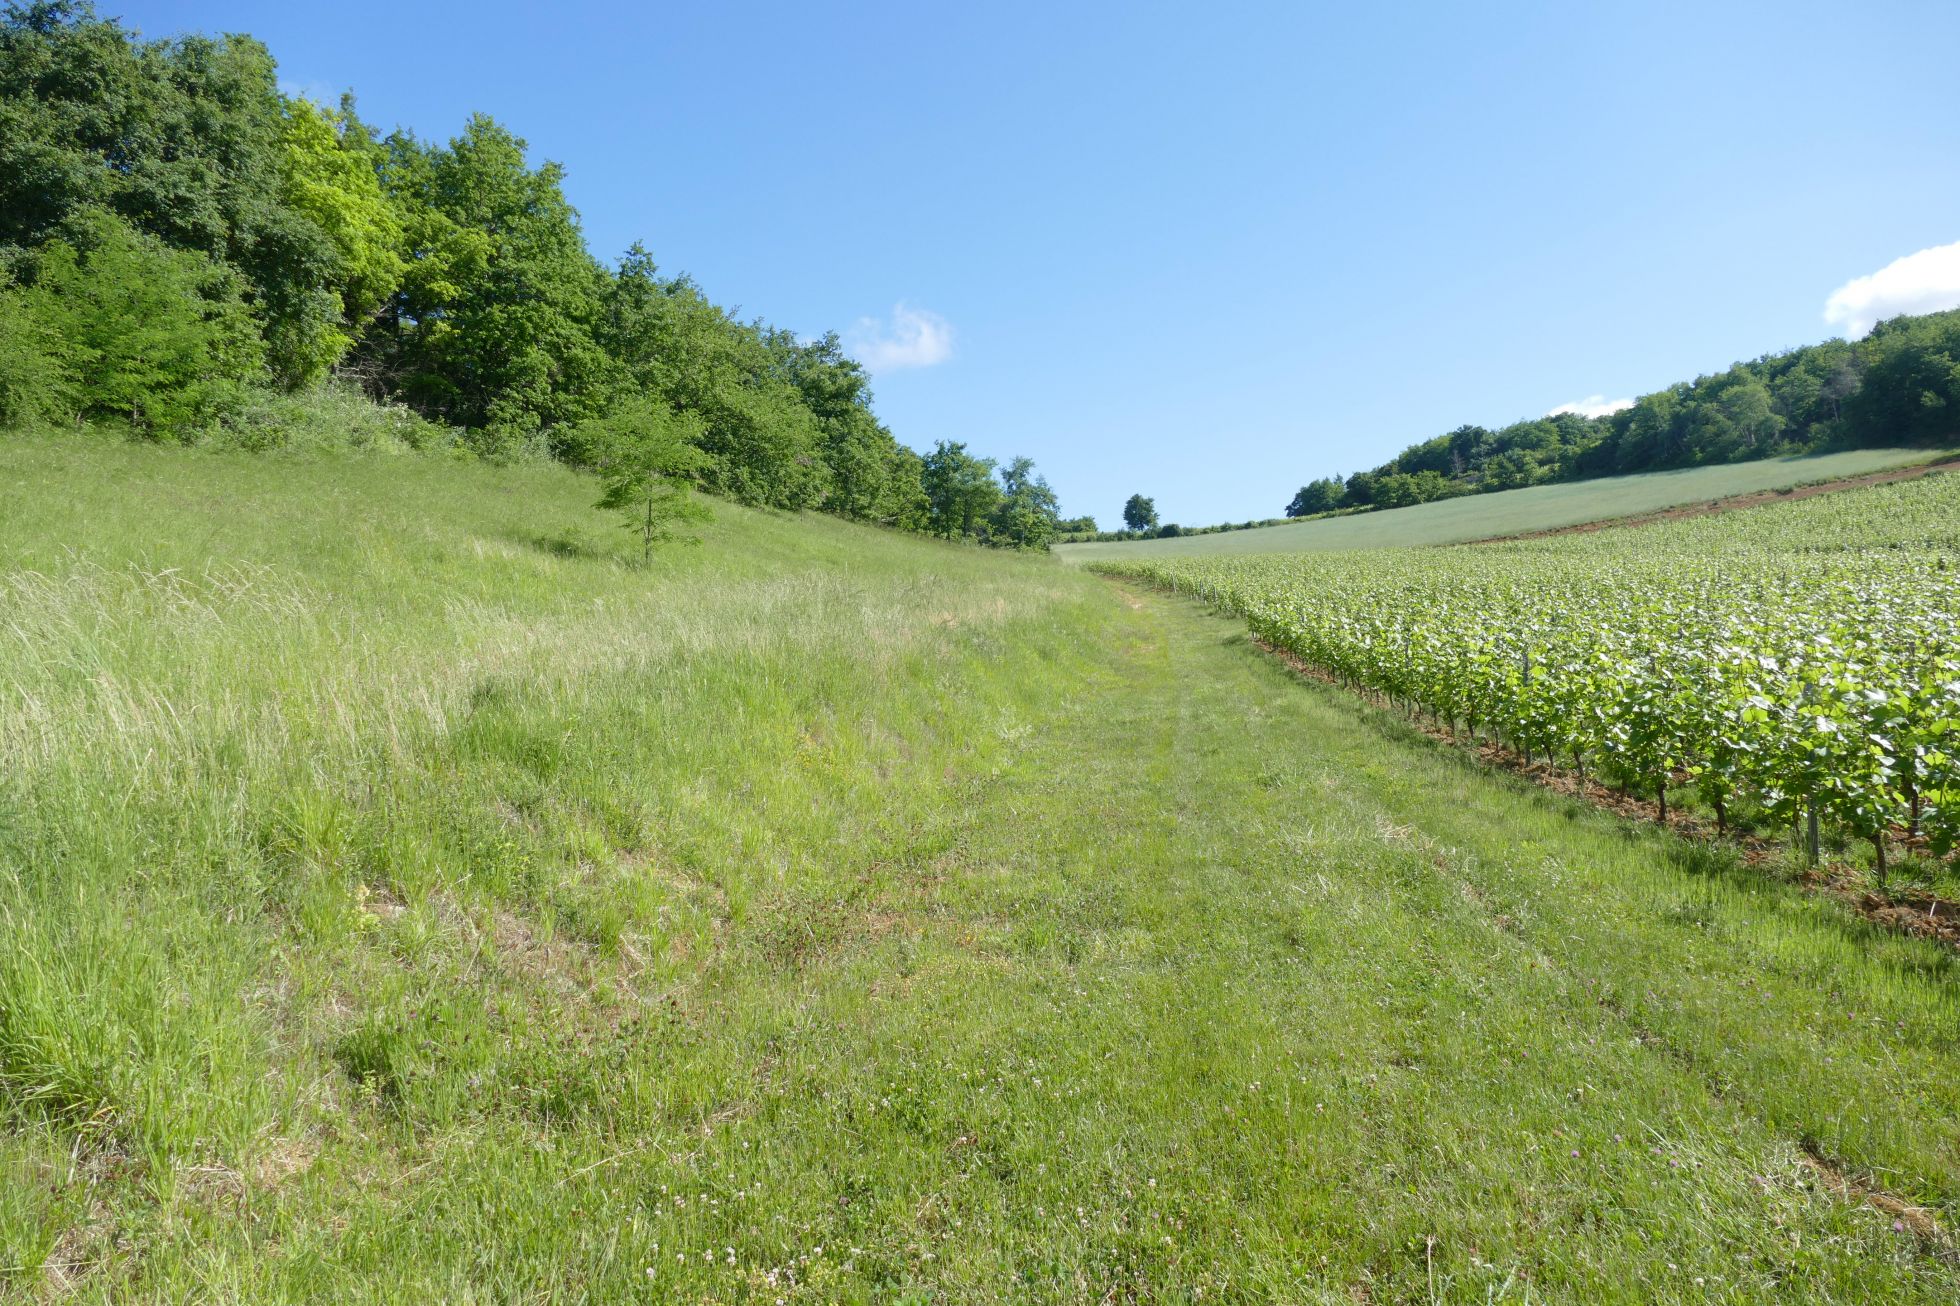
(5, 433, 1960, 1301)
(1055, 446, 1954, 560)
(1094, 471, 1960, 885)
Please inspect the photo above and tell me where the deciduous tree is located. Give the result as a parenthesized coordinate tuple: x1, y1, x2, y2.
(573, 397, 712, 563)
(922, 441, 1001, 539)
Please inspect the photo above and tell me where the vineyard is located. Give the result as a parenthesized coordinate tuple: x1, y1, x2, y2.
(1093, 473, 1960, 880)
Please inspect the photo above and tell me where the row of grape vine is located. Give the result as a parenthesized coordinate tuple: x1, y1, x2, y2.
(1093, 474, 1960, 879)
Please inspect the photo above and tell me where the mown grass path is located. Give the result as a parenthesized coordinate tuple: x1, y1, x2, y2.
(916, 584, 1960, 1302)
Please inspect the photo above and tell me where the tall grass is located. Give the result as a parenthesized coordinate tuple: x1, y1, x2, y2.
(0, 433, 1097, 1269)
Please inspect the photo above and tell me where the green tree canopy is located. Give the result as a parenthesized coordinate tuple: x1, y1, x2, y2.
(1848, 312, 1960, 444)
(373, 115, 623, 444)
(991, 456, 1061, 548)
(22, 209, 262, 436)
(0, 3, 343, 386)
(1286, 478, 1345, 516)
(570, 396, 712, 562)
(276, 96, 404, 381)
(0, 272, 74, 426)
(922, 441, 1001, 540)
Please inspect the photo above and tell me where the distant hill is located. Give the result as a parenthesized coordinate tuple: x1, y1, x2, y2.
(1057, 446, 1956, 559)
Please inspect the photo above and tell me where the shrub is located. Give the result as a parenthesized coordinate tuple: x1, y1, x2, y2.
(214, 381, 462, 455)
(0, 276, 75, 428)
(25, 210, 264, 439)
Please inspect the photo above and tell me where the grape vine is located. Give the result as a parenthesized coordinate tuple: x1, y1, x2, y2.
(1094, 474, 1960, 877)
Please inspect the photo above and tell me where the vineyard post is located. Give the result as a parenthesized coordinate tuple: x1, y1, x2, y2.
(1805, 807, 1820, 868)
(1521, 647, 1533, 767)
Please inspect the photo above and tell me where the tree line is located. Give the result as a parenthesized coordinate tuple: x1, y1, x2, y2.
(1053, 494, 1285, 544)
(1285, 309, 1960, 518)
(0, 2, 1068, 548)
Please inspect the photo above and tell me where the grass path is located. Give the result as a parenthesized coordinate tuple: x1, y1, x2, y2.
(4, 440, 1959, 1301)
(987, 587, 1960, 1301)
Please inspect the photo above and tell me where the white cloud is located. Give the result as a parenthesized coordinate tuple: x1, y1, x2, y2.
(1824, 240, 1960, 339)
(1547, 395, 1634, 419)
(846, 303, 954, 372)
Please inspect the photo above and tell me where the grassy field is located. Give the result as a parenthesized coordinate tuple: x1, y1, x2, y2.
(4, 434, 1960, 1301)
(1055, 446, 1953, 560)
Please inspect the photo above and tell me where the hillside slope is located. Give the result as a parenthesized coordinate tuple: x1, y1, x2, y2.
(1059, 446, 1951, 559)
(3, 436, 1958, 1301)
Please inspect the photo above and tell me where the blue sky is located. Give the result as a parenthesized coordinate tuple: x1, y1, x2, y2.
(123, 1, 1960, 527)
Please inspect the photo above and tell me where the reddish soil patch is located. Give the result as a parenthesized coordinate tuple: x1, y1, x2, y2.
(1835, 880, 1960, 949)
(1469, 456, 1960, 545)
